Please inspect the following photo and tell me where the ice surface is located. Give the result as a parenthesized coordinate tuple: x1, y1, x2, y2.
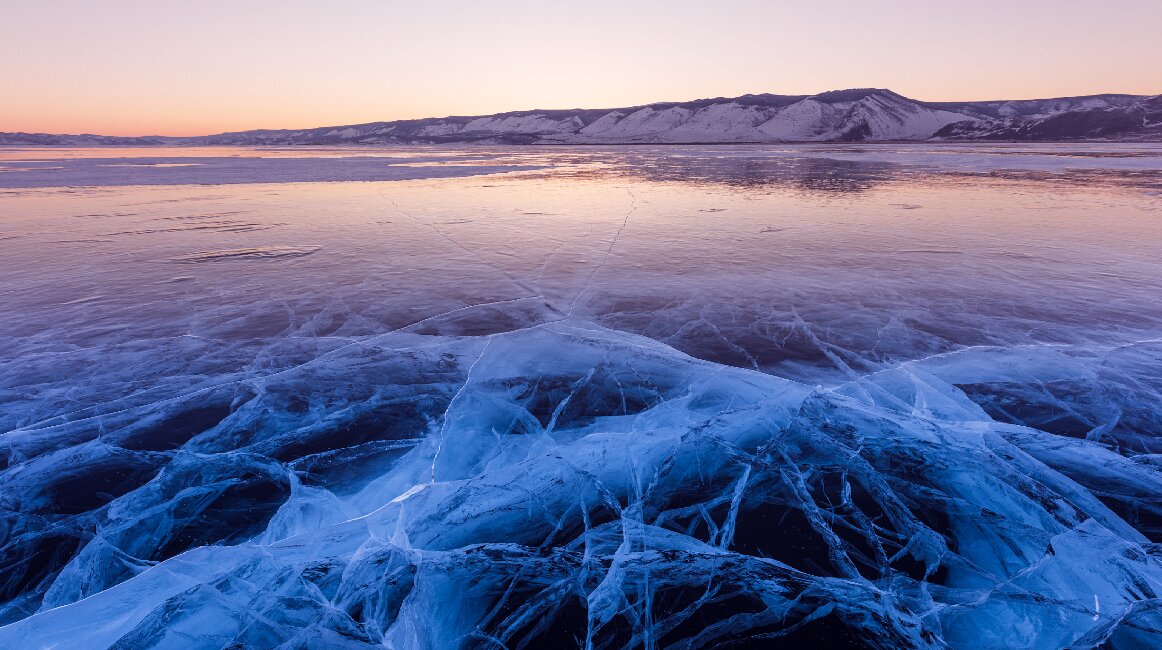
(1, 145, 1162, 648)
(0, 150, 544, 188)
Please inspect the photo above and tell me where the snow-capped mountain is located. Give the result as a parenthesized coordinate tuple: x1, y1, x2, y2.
(187, 89, 979, 145)
(3, 89, 1160, 145)
(932, 93, 1162, 140)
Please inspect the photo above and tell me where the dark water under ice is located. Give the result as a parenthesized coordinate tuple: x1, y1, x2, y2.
(1, 144, 1162, 648)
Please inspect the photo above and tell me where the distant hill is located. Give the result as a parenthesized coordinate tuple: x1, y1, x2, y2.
(4, 89, 1160, 145)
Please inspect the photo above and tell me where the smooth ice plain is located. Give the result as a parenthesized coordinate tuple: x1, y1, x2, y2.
(2, 144, 1162, 649)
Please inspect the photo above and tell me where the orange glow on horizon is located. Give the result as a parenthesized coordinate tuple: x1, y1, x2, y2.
(3, 0, 1160, 137)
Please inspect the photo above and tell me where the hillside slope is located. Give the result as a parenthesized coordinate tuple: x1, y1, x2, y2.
(3, 89, 1159, 145)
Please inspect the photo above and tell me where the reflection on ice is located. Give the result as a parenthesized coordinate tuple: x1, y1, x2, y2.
(1, 145, 1161, 648)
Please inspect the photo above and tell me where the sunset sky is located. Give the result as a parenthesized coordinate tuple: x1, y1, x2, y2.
(2, 0, 1160, 136)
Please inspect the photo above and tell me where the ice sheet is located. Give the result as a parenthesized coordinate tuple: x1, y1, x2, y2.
(1, 145, 1161, 648)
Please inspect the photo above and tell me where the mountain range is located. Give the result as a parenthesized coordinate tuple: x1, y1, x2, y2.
(3, 88, 1160, 145)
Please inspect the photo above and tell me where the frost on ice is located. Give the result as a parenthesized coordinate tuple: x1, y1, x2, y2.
(1, 320, 1161, 648)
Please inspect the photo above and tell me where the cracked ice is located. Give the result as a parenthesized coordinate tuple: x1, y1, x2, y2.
(2, 145, 1162, 648)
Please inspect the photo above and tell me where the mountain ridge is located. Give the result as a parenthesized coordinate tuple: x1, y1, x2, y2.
(3, 88, 1160, 145)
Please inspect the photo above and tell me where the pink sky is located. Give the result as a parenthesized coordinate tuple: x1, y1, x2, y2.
(2, 0, 1160, 136)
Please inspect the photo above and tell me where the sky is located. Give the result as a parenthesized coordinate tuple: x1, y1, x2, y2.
(2, 0, 1160, 136)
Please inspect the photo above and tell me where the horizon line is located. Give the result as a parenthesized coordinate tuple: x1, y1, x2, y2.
(6, 86, 1161, 140)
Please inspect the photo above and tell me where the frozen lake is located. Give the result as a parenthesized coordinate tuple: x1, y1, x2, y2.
(2, 144, 1162, 648)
